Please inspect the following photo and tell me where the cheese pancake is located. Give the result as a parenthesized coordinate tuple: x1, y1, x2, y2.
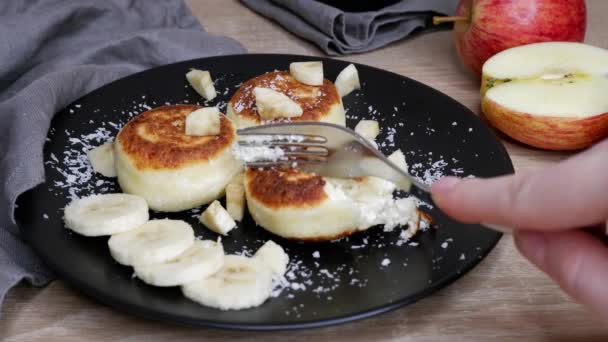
(115, 104, 242, 212)
(244, 167, 413, 241)
(233, 71, 356, 241)
(244, 168, 361, 241)
(226, 71, 346, 128)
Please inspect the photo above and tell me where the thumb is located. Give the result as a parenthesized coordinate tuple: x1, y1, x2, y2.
(430, 139, 608, 230)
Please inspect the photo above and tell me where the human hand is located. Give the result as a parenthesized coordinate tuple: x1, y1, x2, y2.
(431, 139, 608, 319)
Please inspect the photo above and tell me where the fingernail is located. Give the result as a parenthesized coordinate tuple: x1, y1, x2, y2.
(431, 177, 461, 204)
(515, 231, 546, 268)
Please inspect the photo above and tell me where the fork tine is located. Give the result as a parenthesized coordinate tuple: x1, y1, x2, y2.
(236, 142, 329, 155)
(237, 132, 327, 144)
(237, 142, 328, 155)
(282, 148, 329, 157)
(245, 156, 327, 169)
(237, 122, 336, 138)
(237, 141, 326, 148)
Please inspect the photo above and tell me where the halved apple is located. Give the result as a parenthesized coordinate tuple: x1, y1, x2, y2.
(481, 42, 608, 150)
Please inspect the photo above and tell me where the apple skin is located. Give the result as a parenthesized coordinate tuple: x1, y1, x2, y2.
(454, 0, 587, 75)
(481, 97, 608, 150)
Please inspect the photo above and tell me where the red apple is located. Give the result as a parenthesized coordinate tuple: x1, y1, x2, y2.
(481, 42, 608, 151)
(435, 0, 587, 75)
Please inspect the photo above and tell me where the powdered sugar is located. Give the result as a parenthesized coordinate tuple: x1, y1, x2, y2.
(46, 97, 167, 199)
(46, 126, 114, 200)
(409, 159, 449, 186)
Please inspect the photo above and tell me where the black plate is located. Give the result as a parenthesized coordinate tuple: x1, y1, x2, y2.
(16, 54, 513, 330)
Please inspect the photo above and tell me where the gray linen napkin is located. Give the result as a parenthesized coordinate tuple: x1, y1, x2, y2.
(0, 0, 245, 308)
(241, 0, 457, 55)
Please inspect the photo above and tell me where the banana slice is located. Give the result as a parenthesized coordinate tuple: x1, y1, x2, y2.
(64, 193, 148, 237)
(253, 87, 303, 120)
(87, 143, 116, 177)
(181, 255, 274, 310)
(185, 107, 221, 136)
(388, 149, 408, 172)
(289, 61, 323, 86)
(253, 240, 289, 276)
(186, 69, 217, 101)
(134, 240, 224, 287)
(199, 200, 236, 235)
(335, 64, 361, 97)
(108, 219, 194, 266)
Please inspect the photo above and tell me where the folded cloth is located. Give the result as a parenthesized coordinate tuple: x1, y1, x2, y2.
(241, 0, 457, 55)
(0, 0, 245, 310)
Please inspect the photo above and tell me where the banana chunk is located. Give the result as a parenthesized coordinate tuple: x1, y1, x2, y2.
(388, 149, 408, 172)
(185, 107, 221, 136)
(355, 120, 380, 143)
(200, 200, 236, 235)
(335, 64, 361, 97)
(289, 61, 323, 86)
(228, 172, 244, 186)
(181, 255, 274, 310)
(225, 172, 246, 221)
(108, 219, 194, 266)
(226, 182, 245, 221)
(253, 240, 289, 276)
(87, 143, 116, 177)
(253, 87, 303, 120)
(186, 69, 217, 101)
(134, 240, 224, 287)
(64, 193, 148, 237)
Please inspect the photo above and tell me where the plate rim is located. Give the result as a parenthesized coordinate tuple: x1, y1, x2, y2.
(18, 53, 513, 331)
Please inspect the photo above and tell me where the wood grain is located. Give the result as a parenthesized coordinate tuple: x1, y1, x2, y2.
(2, 0, 608, 340)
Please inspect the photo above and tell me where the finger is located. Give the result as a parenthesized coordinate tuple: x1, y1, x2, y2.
(431, 139, 608, 230)
(515, 230, 608, 318)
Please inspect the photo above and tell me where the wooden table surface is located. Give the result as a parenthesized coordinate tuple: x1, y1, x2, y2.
(2, 1, 608, 341)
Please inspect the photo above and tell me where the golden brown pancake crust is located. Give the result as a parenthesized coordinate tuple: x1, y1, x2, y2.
(291, 229, 358, 242)
(229, 71, 341, 122)
(246, 168, 327, 209)
(117, 104, 235, 170)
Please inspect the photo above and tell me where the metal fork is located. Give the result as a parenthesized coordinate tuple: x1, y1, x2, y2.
(237, 121, 511, 234)
(238, 121, 426, 192)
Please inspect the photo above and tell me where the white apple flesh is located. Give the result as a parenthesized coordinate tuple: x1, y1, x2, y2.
(481, 42, 608, 150)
